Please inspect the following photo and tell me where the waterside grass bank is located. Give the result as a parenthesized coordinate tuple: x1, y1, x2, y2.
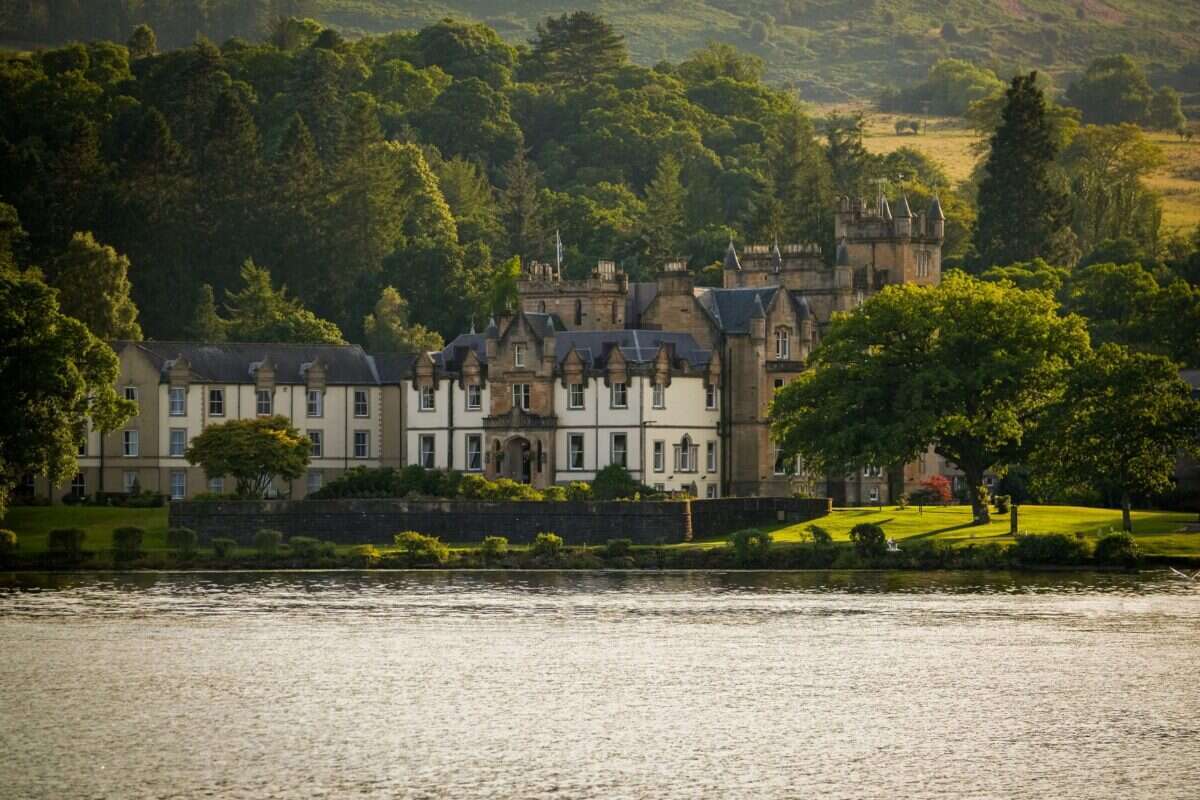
(1, 504, 1197, 571)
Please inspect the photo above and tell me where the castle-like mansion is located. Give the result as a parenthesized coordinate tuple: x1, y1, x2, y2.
(27, 195, 954, 505)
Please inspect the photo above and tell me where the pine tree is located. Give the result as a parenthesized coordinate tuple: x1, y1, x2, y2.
(199, 88, 264, 292)
(531, 12, 628, 85)
(973, 72, 1075, 269)
(500, 148, 544, 261)
(271, 113, 326, 302)
(222, 260, 344, 344)
(189, 284, 227, 341)
(363, 286, 445, 353)
(641, 154, 685, 269)
(50, 231, 142, 340)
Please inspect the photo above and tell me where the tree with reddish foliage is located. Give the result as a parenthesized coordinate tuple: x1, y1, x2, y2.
(912, 475, 952, 508)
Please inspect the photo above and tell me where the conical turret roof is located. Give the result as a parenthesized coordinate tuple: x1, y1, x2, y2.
(836, 239, 851, 266)
(928, 196, 945, 221)
(723, 238, 741, 271)
(895, 194, 912, 218)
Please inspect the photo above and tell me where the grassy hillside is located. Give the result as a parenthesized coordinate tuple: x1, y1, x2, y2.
(818, 106, 1200, 234)
(309, 0, 1200, 102)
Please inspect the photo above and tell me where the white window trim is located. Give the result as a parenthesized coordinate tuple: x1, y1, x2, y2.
(256, 389, 273, 416)
(306, 389, 324, 418)
(169, 428, 187, 458)
(419, 434, 436, 469)
(419, 385, 436, 412)
(775, 328, 790, 360)
(705, 384, 718, 410)
(513, 343, 526, 368)
(169, 386, 187, 417)
(466, 434, 483, 472)
(123, 429, 139, 457)
(466, 384, 482, 411)
(306, 471, 322, 493)
(610, 382, 628, 409)
(169, 470, 186, 500)
(208, 388, 225, 417)
(706, 441, 717, 473)
(568, 383, 585, 410)
(652, 382, 665, 409)
(353, 430, 370, 459)
(610, 432, 628, 468)
(653, 440, 665, 473)
(353, 389, 370, 418)
(568, 433, 585, 471)
(512, 383, 531, 411)
(308, 430, 323, 459)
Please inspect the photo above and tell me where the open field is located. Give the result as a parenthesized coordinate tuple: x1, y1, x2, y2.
(816, 106, 1200, 235)
(4, 503, 1198, 558)
(757, 504, 1200, 556)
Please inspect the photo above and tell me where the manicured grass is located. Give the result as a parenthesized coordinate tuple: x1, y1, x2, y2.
(753, 504, 1198, 556)
(2, 506, 169, 554)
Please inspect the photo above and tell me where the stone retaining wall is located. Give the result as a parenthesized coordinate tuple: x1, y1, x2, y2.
(170, 497, 831, 546)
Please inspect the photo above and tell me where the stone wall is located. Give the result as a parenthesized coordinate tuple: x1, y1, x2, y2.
(170, 496, 831, 546)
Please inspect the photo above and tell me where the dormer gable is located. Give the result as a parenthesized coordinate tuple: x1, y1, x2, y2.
(301, 357, 327, 391)
(166, 355, 192, 387)
(653, 343, 674, 387)
(603, 344, 627, 387)
(559, 346, 588, 388)
(413, 351, 437, 388)
(458, 348, 485, 388)
(251, 357, 276, 391)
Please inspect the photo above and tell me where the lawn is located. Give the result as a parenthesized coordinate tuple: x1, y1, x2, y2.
(3, 506, 170, 554)
(756, 504, 1199, 556)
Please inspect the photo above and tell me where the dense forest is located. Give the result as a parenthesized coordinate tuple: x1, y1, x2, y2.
(4, 0, 1200, 105)
(0, 14, 961, 343)
(0, 13, 1198, 365)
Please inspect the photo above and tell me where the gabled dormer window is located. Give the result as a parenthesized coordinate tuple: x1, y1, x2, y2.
(419, 385, 435, 411)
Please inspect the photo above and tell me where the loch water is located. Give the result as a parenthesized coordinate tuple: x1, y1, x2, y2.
(1, 570, 1198, 799)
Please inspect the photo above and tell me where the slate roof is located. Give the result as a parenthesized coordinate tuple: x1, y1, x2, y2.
(928, 196, 945, 221)
(441, 333, 488, 370)
(517, 312, 566, 339)
(556, 330, 711, 370)
(692, 286, 812, 333)
(125, 341, 388, 385)
(625, 282, 659, 327)
(371, 352, 418, 384)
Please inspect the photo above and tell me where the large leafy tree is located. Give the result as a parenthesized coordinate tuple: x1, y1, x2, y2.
(49, 231, 143, 340)
(0, 270, 135, 514)
(973, 72, 1075, 269)
(529, 12, 628, 86)
(770, 273, 1090, 523)
(1033, 344, 1200, 530)
(1066, 55, 1153, 125)
(185, 416, 311, 499)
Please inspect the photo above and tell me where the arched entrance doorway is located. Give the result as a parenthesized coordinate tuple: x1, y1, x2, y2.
(501, 436, 533, 484)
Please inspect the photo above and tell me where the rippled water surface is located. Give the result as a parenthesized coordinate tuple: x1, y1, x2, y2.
(2, 570, 1199, 800)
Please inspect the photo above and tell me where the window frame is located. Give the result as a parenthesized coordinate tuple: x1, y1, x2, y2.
(256, 389, 273, 416)
(653, 440, 665, 472)
(513, 343, 526, 368)
(353, 389, 369, 418)
(705, 384, 718, 410)
(652, 382, 665, 409)
(168, 386, 187, 416)
(568, 382, 585, 410)
(353, 430, 370, 459)
(306, 471, 323, 494)
(123, 471, 138, 494)
(567, 433, 585, 471)
(306, 389, 324, 418)
(611, 432, 628, 468)
(774, 328, 790, 360)
(207, 477, 224, 494)
(124, 385, 138, 403)
(610, 381, 628, 409)
(308, 430, 323, 459)
(706, 484, 718, 499)
(512, 383, 531, 411)
(70, 472, 86, 499)
(773, 443, 788, 476)
(168, 428, 187, 458)
(169, 470, 186, 501)
(465, 384, 482, 411)
(466, 434, 483, 472)
(122, 429, 139, 457)
(208, 388, 225, 417)
(419, 385, 436, 412)
(706, 441, 717, 473)
(419, 434, 436, 469)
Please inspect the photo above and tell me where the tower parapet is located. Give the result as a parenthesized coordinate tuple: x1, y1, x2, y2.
(517, 259, 630, 330)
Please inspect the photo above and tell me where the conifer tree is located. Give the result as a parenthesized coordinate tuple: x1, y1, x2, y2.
(973, 72, 1075, 269)
(127, 24, 157, 59)
(500, 148, 544, 261)
(530, 12, 627, 85)
(641, 154, 686, 269)
(222, 259, 344, 344)
(200, 88, 265, 292)
(189, 284, 227, 341)
(272, 113, 326, 302)
(50, 231, 142, 341)
(363, 286, 445, 353)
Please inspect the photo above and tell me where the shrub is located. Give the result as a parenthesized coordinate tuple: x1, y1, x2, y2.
(126, 492, 166, 508)
(350, 545, 380, 567)
(729, 528, 771, 565)
(807, 524, 833, 545)
(849, 523, 887, 558)
(565, 482, 592, 502)
(912, 475, 952, 506)
(211, 537, 237, 558)
(1011, 533, 1090, 565)
(0, 529, 17, 556)
(189, 492, 227, 502)
(254, 529, 283, 558)
(490, 478, 543, 501)
(458, 473, 492, 500)
(289, 536, 321, 558)
(530, 531, 564, 558)
(480, 536, 509, 562)
(592, 464, 639, 501)
(994, 494, 1010, 514)
(112, 526, 145, 560)
(542, 485, 567, 502)
(1093, 532, 1139, 567)
(166, 527, 198, 557)
(48, 528, 86, 558)
(604, 538, 634, 559)
(394, 531, 449, 565)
